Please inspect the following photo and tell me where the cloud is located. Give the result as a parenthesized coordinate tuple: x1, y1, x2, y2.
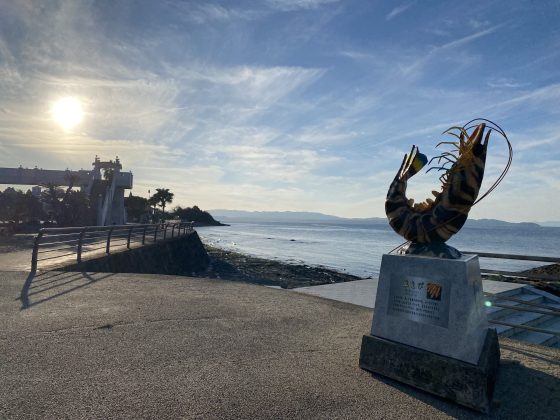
(491, 83, 560, 108)
(435, 25, 504, 51)
(467, 18, 492, 30)
(467, 157, 560, 221)
(182, 65, 323, 96)
(424, 28, 450, 37)
(211, 143, 341, 183)
(266, 0, 339, 12)
(400, 24, 503, 77)
(172, 2, 263, 24)
(1, 1, 559, 221)
(338, 50, 372, 61)
(496, 123, 560, 154)
(385, 2, 415, 21)
(290, 117, 362, 145)
(486, 78, 527, 89)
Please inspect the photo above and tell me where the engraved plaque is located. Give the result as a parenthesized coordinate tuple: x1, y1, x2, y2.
(387, 275, 450, 328)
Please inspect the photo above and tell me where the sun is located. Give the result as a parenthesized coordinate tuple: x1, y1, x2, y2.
(51, 97, 84, 130)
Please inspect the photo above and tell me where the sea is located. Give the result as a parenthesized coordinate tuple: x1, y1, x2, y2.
(196, 220, 560, 278)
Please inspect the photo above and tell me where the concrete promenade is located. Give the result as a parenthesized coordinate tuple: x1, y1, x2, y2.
(292, 278, 526, 309)
(1, 270, 559, 419)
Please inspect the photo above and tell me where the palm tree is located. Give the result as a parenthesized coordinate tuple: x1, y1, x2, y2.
(149, 188, 174, 215)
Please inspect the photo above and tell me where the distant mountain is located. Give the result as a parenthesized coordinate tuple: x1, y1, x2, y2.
(209, 209, 546, 228)
(209, 209, 349, 223)
(464, 219, 541, 229)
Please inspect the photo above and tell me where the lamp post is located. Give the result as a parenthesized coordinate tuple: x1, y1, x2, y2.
(148, 189, 153, 223)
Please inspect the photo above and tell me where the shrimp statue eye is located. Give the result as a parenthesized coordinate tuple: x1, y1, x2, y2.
(385, 119, 512, 259)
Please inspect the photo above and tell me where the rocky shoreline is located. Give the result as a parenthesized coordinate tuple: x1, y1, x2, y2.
(202, 244, 559, 296)
(199, 245, 363, 288)
(481, 263, 560, 297)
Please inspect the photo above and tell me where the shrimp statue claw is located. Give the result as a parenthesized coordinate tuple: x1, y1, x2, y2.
(385, 122, 491, 258)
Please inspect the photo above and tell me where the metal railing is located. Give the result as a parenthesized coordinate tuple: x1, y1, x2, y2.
(462, 251, 560, 338)
(31, 221, 194, 271)
(462, 251, 560, 283)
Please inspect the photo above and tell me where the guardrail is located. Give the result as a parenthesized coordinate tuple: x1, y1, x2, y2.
(31, 222, 194, 271)
(462, 251, 560, 338)
(462, 251, 560, 283)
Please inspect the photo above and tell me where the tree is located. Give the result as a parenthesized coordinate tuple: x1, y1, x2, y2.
(41, 184, 93, 226)
(172, 205, 222, 225)
(0, 187, 47, 233)
(124, 193, 150, 222)
(149, 188, 174, 214)
(0, 187, 44, 225)
(0, 187, 23, 223)
(103, 168, 114, 181)
(23, 190, 47, 222)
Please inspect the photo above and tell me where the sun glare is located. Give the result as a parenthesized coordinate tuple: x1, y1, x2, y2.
(51, 97, 84, 130)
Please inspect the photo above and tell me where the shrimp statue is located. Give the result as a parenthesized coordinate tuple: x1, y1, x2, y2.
(385, 119, 511, 258)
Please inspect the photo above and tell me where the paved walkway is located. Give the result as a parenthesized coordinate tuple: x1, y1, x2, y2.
(0, 249, 32, 271)
(1, 270, 559, 419)
(293, 278, 526, 309)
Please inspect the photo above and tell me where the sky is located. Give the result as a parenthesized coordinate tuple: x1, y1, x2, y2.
(1, 0, 559, 222)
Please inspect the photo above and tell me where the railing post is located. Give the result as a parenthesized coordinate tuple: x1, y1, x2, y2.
(106, 227, 114, 254)
(31, 230, 44, 272)
(142, 225, 148, 244)
(127, 225, 134, 249)
(163, 223, 168, 240)
(154, 223, 159, 242)
(171, 223, 176, 238)
(77, 228, 86, 263)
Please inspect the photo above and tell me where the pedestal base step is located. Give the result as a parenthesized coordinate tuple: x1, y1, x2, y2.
(359, 329, 500, 413)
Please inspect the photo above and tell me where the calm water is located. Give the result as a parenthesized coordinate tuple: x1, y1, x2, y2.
(196, 221, 560, 278)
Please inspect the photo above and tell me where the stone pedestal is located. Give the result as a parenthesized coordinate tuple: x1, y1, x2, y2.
(359, 254, 500, 412)
(360, 330, 499, 413)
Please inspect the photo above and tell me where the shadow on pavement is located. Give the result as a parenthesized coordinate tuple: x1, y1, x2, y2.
(500, 343, 560, 367)
(370, 355, 560, 418)
(19, 270, 114, 310)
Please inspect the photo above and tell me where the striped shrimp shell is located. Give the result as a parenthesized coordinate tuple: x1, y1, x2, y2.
(385, 123, 490, 243)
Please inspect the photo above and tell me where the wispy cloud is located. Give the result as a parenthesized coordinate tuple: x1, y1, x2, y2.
(400, 24, 503, 77)
(467, 18, 492, 30)
(434, 24, 504, 50)
(290, 117, 362, 145)
(486, 78, 527, 89)
(483, 83, 560, 115)
(266, 0, 339, 12)
(386, 2, 415, 21)
(1, 1, 559, 220)
(172, 2, 263, 24)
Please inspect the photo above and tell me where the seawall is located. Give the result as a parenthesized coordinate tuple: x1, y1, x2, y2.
(60, 231, 210, 275)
